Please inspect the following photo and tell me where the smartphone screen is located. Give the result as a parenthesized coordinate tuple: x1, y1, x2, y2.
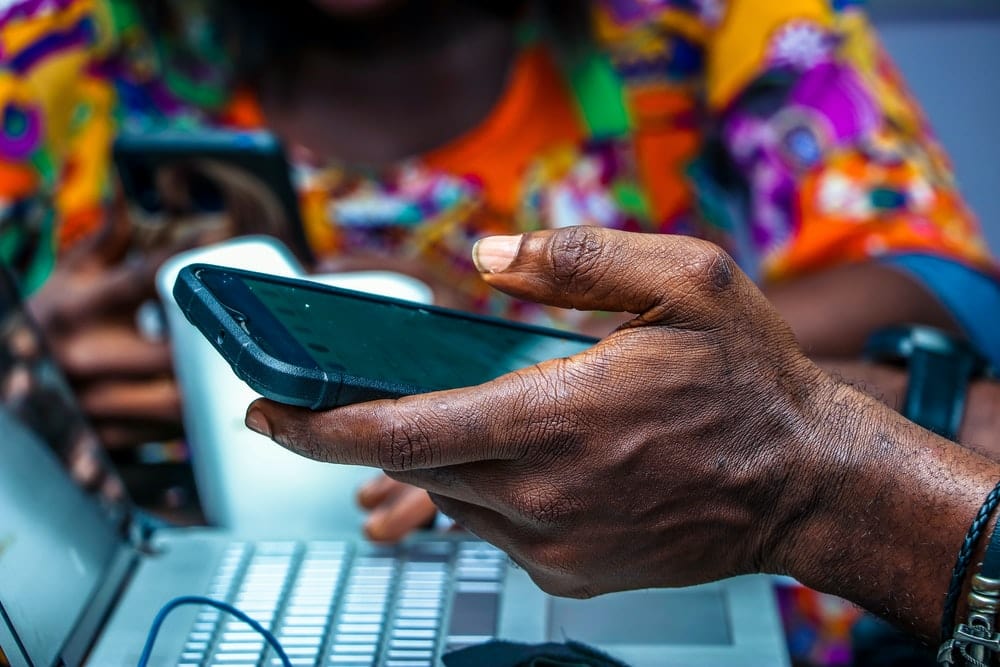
(197, 268, 596, 394)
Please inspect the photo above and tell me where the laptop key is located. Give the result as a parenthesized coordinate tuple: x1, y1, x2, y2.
(399, 585, 444, 596)
(281, 625, 329, 636)
(407, 541, 453, 562)
(455, 566, 503, 581)
(331, 644, 377, 654)
(274, 635, 323, 647)
(222, 630, 267, 642)
(396, 608, 439, 619)
(281, 615, 330, 626)
(286, 605, 334, 616)
(210, 653, 264, 662)
(392, 619, 437, 629)
(216, 641, 265, 653)
(398, 599, 442, 609)
(389, 640, 435, 650)
(339, 613, 382, 624)
(343, 604, 386, 615)
(344, 595, 388, 605)
(390, 629, 436, 640)
(387, 649, 434, 660)
(336, 623, 382, 634)
(333, 633, 380, 644)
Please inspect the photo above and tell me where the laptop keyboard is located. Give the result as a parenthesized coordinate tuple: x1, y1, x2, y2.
(177, 540, 506, 667)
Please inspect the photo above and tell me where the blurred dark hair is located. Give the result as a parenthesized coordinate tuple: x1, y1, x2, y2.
(140, 0, 588, 88)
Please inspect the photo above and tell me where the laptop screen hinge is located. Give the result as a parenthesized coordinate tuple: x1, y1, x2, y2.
(129, 510, 170, 554)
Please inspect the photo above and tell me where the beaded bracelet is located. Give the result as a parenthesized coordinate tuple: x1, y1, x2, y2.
(942, 482, 1000, 643)
(939, 481, 1000, 666)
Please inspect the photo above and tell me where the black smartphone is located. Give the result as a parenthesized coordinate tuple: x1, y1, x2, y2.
(173, 264, 598, 410)
(114, 128, 313, 263)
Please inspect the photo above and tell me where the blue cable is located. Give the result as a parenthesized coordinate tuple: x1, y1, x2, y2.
(137, 595, 293, 667)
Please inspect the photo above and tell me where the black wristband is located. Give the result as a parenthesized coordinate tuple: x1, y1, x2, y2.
(941, 480, 1000, 643)
(864, 326, 987, 442)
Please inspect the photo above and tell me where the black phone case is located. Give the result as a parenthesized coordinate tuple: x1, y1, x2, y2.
(173, 265, 598, 411)
(173, 265, 338, 410)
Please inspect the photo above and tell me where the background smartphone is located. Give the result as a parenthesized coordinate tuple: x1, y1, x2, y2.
(173, 264, 598, 410)
(114, 128, 313, 262)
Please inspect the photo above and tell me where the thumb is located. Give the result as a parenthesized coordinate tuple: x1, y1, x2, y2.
(473, 227, 748, 331)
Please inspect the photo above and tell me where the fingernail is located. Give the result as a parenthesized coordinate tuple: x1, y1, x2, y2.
(245, 409, 272, 438)
(473, 235, 522, 274)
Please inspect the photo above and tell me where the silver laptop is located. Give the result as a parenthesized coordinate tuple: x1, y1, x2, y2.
(0, 264, 789, 666)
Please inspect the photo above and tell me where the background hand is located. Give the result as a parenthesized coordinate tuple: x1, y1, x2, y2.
(28, 209, 190, 449)
(357, 474, 439, 541)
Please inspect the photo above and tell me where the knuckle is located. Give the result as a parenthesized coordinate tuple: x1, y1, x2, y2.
(57, 340, 90, 377)
(508, 482, 580, 527)
(522, 542, 597, 599)
(511, 363, 582, 448)
(273, 420, 332, 462)
(548, 226, 614, 292)
(376, 412, 436, 471)
(525, 539, 573, 575)
(683, 240, 736, 295)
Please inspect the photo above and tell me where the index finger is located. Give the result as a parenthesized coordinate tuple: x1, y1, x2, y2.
(245, 366, 555, 471)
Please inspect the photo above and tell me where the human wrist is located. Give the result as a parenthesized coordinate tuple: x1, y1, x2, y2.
(770, 378, 1000, 639)
(759, 376, 877, 581)
(817, 360, 1000, 455)
(815, 359, 907, 413)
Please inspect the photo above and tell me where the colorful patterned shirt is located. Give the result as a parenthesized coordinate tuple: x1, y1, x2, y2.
(1, 0, 996, 307)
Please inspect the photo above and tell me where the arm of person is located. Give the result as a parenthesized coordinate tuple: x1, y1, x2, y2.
(820, 358, 1000, 463)
(764, 255, 1000, 363)
(764, 261, 960, 357)
(247, 227, 1000, 643)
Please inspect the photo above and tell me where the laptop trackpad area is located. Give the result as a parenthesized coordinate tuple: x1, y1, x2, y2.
(547, 589, 730, 645)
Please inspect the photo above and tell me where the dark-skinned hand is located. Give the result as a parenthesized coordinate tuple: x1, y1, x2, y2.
(245, 226, 846, 596)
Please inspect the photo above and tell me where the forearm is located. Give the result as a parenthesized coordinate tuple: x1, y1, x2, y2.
(779, 379, 1000, 641)
(820, 359, 1000, 461)
(764, 262, 959, 358)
